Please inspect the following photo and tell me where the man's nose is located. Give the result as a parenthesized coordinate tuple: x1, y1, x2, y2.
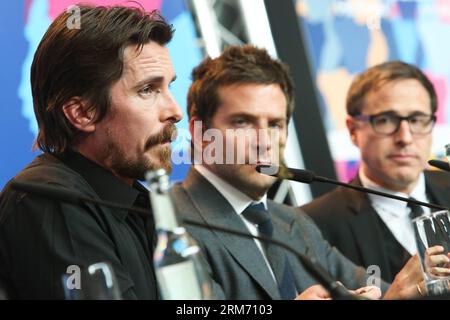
(394, 119, 413, 144)
(162, 91, 183, 123)
(257, 127, 273, 152)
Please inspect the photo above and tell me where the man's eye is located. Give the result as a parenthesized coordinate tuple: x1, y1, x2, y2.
(139, 86, 160, 96)
(270, 122, 283, 129)
(233, 118, 248, 126)
(374, 116, 391, 125)
(409, 117, 419, 124)
(409, 115, 428, 124)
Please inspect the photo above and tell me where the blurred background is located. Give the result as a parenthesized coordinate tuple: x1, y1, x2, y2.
(1, 0, 449, 206)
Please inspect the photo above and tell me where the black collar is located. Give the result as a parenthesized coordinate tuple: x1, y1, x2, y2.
(58, 151, 148, 221)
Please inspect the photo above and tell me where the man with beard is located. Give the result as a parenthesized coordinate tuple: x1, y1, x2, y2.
(170, 46, 424, 300)
(0, 5, 182, 299)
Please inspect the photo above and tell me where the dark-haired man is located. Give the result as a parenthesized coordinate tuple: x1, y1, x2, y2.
(0, 5, 182, 299)
(301, 61, 450, 283)
(171, 47, 423, 300)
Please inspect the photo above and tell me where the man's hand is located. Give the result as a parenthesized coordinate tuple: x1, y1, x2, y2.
(424, 245, 450, 277)
(383, 253, 424, 299)
(350, 286, 382, 299)
(295, 284, 382, 300)
(295, 285, 331, 300)
(384, 246, 450, 299)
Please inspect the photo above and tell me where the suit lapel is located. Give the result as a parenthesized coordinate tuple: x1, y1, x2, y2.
(183, 168, 281, 299)
(345, 178, 392, 280)
(268, 202, 309, 292)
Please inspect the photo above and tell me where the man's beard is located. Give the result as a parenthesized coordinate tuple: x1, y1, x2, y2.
(208, 149, 286, 199)
(107, 123, 177, 181)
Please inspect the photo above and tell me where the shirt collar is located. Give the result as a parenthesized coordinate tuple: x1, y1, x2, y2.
(359, 169, 427, 217)
(59, 151, 147, 221)
(194, 165, 267, 214)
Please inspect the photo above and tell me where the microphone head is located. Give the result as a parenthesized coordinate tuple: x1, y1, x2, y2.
(428, 159, 450, 172)
(255, 165, 316, 184)
(255, 164, 280, 176)
(287, 167, 316, 184)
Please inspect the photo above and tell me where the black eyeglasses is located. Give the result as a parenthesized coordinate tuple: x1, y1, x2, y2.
(352, 111, 436, 135)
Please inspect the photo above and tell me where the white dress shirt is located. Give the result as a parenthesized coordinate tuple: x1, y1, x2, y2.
(359, 170, 430, 255)
(194, 165, 277, 282)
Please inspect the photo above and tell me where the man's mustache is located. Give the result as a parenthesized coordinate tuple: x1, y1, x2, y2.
(145, 123, 178, 150)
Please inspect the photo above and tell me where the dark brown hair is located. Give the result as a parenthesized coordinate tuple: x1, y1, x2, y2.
(31, 4, 173, 154)
(187, 45, 294, 124)
(347, 60, 437, 115)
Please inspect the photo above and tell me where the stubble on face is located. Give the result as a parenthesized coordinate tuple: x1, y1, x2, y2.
(206, 143, 286, 200)
(202, 83, 288, 200)
(355, 79, 433, 193)
(105, 122, 177, 181)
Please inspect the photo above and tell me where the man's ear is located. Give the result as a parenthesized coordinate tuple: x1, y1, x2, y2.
(346, 116, 358, 146)
(62, 98, 96, 133)
(189, 116, 208, 149)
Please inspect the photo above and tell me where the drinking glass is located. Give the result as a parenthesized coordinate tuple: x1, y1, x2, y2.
(413, 211, 450, 296)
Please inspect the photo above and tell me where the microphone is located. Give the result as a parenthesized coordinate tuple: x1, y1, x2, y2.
(428, 159, 450, 172)
(256, 165, 450, 212)
(10, 180, 359, 300)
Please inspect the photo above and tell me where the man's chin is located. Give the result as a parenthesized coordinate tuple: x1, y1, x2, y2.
(382, 171, 420, 191)
(243, 169, 277, 191)
(392, 174, 419, 186)
(143, 149, 172, 173)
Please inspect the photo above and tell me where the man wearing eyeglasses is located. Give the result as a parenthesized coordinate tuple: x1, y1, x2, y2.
(301, 61, 450, 283)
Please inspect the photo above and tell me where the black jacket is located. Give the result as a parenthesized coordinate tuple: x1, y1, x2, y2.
(300, 171, 450, 282)
(0, 152, 157, 299)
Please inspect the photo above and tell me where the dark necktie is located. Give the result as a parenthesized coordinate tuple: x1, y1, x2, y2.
(408, 198, 424, 220)
(242, 202, 297, 300)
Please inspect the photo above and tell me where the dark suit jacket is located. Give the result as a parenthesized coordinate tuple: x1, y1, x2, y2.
(300, 171, 450, 283)
(170, 168, 389, 300)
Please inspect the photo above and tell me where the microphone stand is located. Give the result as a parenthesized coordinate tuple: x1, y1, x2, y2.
(256, 165, 450, 212)
(183, 219, 357, 300)
(314, 175, 447, 211)
(10, 181, 359, 300)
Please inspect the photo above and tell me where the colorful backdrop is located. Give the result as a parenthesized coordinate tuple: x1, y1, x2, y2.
(297, 0, 450, 181)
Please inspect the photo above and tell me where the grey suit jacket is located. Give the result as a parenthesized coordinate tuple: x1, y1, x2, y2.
(170, 168, 389, 299)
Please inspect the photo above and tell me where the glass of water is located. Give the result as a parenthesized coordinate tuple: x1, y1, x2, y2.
(413, 211, 450, 296)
